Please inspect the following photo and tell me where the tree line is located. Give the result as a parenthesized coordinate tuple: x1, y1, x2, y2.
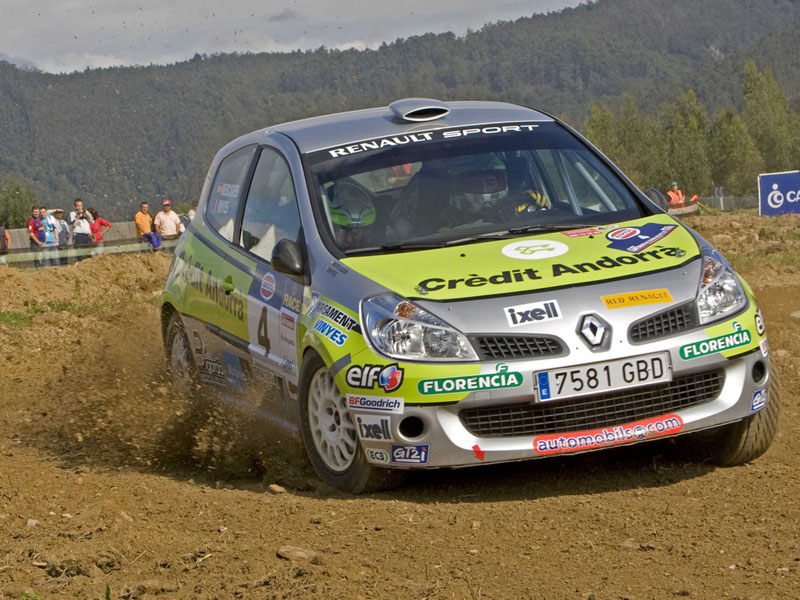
(583, 61, 800, 197)
(1, 0, 799, 226)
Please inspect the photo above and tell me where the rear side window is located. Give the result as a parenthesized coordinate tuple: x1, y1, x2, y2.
(239, 147, 302, 261)
(206, 145, 256, 241)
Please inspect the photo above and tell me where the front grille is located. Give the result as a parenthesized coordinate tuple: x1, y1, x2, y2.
(630, 303, 697, 343)
(471, 335, 565, 361)
(459, 369, 724, 438)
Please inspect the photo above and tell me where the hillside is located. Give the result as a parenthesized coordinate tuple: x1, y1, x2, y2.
(1, 0, 800, 219)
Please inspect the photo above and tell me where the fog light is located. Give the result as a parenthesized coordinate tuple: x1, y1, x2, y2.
(752, 360, 766, 384)
(399, 416, 425, 439)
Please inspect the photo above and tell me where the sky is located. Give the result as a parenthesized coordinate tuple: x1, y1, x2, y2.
(1, 0, 580, 74)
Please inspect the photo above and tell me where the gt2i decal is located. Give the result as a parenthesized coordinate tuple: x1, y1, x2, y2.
(601, 289, 672, 309)
(680, 321, 752, 360)
(313, 318, 348, 346)
(605, 224, 677, 253)
(505, 299, 561, 327)
(355, 414, 394, 441)
(347, 394, 404, 414)
(391, 444, 430, 465)
(346, 363, 404, 392)
(418, 363, 523, 395)
(751, 388, 768, 413)
(533, 414, 684, 456)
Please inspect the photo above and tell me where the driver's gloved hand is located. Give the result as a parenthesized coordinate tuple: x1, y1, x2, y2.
(522, 189, 551, 210)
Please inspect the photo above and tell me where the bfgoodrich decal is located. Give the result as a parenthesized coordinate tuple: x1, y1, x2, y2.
(533, 414, 684, 455)
(680, 322, 752, 360)
(347, 394, 404, 414)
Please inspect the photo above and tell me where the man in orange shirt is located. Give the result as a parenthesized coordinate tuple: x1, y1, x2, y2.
(135, 201, 161, 249)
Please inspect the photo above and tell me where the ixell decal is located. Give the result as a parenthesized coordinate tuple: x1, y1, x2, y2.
(605, 223, 677, 253)
(601, 288, 673, 309)
(501, 239, 569, 260)
(505, 299, 561, 327)
(355, 414, 393, 442)
(533, 414, 684, 456)
(679, 321, 752, 360)
(346, 363, 404, 392)
(418, 363, 522, 395)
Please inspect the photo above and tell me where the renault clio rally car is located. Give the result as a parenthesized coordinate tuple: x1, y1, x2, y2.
(161, 98, 778, 493)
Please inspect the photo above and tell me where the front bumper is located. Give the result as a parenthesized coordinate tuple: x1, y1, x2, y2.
(353, 347, 770, 469)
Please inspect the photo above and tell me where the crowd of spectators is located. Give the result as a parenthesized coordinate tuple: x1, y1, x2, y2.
(3, 196, 193, 269)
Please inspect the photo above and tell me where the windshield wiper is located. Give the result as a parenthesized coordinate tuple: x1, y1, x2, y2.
(504, 223, 601, 235)
(343, 241, 448, 255)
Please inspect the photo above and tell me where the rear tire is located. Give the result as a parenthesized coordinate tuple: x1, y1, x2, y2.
(684, 366, 780, 466)
(298, 352, 405, 494)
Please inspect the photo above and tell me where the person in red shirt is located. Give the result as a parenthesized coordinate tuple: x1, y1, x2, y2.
(88, 208, 112, 243)
(27, 204, 45, 268)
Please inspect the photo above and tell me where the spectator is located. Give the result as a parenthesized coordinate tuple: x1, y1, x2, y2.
(51, 208, 71, 265)
(666, 181, 685, 208)
(187, 202, 198, 221)
(0, 222, 10, 257)
(69, 198, 94, 260)
(135, 201, 161, 250)
(154, 199, 182, 239)
(40, 205, 60, 266)
(88, 208, 112, 254)
(27, 205, 45, 268)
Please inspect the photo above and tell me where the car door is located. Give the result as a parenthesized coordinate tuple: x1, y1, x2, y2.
(185, 144, 256, 390)
(235, 144, 305, 420)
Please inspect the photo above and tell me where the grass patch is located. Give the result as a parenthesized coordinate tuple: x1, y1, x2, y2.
(0, 311, 30, 327)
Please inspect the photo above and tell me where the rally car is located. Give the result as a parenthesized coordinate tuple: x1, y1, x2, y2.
(161, 98, 778, 493)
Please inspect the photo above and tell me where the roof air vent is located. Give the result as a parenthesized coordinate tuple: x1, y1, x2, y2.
(389, 98, 450, 123)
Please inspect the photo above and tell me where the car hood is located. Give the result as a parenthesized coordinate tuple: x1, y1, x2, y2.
(340, 215, 700, 300)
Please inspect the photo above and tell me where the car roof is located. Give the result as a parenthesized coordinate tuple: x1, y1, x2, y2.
(259, 100, 554, 154)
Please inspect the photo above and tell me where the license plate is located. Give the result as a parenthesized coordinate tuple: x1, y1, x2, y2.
(535, 352, 671, 402)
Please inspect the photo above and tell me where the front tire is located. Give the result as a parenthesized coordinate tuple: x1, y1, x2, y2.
(298, 352, 405, 493)
(684, 366, 780, 466)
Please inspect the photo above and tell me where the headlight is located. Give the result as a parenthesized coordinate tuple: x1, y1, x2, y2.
(361, 294, 478, 361)
(696, 250, 746, 324)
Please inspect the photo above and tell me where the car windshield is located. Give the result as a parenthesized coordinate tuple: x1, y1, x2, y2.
(306, 121, 649, 255)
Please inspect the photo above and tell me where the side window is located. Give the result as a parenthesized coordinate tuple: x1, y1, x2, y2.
(239, 147, 302, 261)
(206, 145, 257, 241)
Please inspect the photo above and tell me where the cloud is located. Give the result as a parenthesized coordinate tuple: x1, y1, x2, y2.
(267, 8, 301, 23)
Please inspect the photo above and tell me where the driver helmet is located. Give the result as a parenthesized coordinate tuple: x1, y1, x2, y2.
(448, 155, 508, 214)
(327, 182, 376, 249)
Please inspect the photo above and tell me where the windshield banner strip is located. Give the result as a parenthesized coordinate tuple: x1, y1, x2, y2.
(306, 122, 543, 164)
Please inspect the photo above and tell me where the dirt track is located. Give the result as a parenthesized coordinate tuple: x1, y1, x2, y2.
(1, 214, 799, 599)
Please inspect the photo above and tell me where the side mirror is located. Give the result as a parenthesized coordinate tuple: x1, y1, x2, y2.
(271, 239, 304, 276)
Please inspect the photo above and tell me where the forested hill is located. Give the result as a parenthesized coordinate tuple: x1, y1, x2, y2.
(1, 0, 800, 220)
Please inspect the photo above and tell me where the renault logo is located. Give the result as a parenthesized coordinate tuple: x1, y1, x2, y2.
(578, 314, 610, 351)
